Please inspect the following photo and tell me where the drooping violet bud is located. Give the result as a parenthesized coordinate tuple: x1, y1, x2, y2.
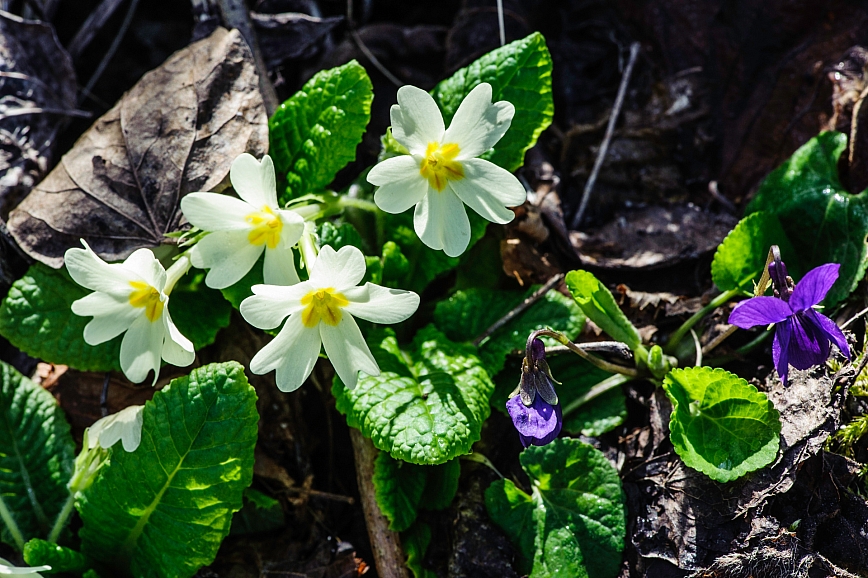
(506, 394, 563, 448)
(509, 337, 562, 447)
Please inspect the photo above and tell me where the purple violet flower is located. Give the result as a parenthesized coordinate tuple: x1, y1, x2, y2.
(728, 258, 850, 386)
(506, 338, 563, 447)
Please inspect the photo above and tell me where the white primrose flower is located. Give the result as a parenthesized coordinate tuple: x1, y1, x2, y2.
(87, 405, 144, 452)
(0, 559, 50, 576)
(65, 242, 194, 385)
(367, 82, 527, 257)
(240, 245, 420, 391)
(181, 153, 306, 289)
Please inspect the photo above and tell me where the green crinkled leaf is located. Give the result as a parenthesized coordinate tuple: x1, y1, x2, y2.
(486, 438, 626, 578)
(663, 367, 781, 483)
(420, 457, 460, 510)
(711, 211, 799, 294)
(746, 131, 868, 305)
(269, 60, 373, 203)
(565, 270, 642, 352)
(485, 479, 535, 574)
(0, 264, 120, 372)
(490, 355, 625, 437)
(333, 326, 494, 465)
(373, 453, 427, 532)
(77, 362, 258, 578)
(403, 521, 436, 578)
(431, 32, 554, 173)
(0, 362, 74, 549)
(318, 221, 364, 252)
(434, 287, 585, 375)
(23, 539, 87, 574)
(0, 263, 230, 372)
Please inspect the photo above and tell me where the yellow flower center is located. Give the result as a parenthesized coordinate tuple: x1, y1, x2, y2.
(245, 206, 283, 249)
(128, 281, 164, 322)
(300, 288, 349, 328)
(419, 142, 464, 192)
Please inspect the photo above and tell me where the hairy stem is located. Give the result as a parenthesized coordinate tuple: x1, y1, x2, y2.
(666, 288, 741, 353)
(562, 373, 633, 417)
(47, 492, 75, 543)
(529, 329, 639, 377)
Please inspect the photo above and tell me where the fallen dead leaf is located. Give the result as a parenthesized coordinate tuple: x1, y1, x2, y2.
(0, 11, 77, 217)
(8, 27, 268, 268)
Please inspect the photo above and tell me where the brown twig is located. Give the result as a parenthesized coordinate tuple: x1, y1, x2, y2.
(571, 41, 641, 229)
(67, 0, 126, 59)
(349, 429, 409, 578)
(472, 273, 564, 346)
(215, 0, 279, 115)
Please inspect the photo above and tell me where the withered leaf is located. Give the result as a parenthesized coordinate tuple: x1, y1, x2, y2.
(8, 27, 268, 268)
(0, 11, 77, 216)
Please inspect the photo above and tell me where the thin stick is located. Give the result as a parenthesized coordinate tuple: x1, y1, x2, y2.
(849, 351, 868, 390)
(473, 274, 564, 346)
(531, 329, 639, 377)
(81, 0, 141, 105)
(216, 0, 279, 115)
(350, 29, 402, 87)
(571, 41, 640, 229)
(349, 429, 408, 578)
(496, 0, 505, 46)
(67, 0, 126, 59)
(842, 305, 868, 329)
(690, 328, 702, 367)
(562, 373, 631, 417)
(285, 486, 355, 504)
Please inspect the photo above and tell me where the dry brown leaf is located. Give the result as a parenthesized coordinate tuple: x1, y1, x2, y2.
(0, 11, 77, 217)
(8, 27, 268, 268)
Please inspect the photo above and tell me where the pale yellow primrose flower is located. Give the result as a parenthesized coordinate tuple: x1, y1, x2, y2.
(87, 405, 144, 452)
(65, 242, 194, 385)
(181, 153, 306, 289)
(367, 83, 527, 257)
(240, 245, 420, 392)
(0, 559, 50, 576)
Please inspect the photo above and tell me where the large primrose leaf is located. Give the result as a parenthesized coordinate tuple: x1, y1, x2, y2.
(431, 32, 554, 172)
(747, 131, 868, 305)
(0, 362, 74, 549)
(77, 362, 258, 578)
(663, 367, 781, 483)
(333, 326, 494, 465)
(711, 211, 799, 294)
(485, 438, 626, 578)
(373, 453, 460, 532)
(434, 287, 585, 375)
(269, 60, 373, 203)
(564, 270, 642, 352)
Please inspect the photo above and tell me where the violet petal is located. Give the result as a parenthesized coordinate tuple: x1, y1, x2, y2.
(506, 395, 562, 448)
(728, 296, 792, 329)
(805, 309, 851, 359)
(789, 263, 840, 312)
(786, 313, 830, 370)
(773, 321, 791, 386)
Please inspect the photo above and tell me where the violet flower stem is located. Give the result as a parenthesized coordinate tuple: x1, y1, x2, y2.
(562, 373, 632, 418)
(665, 288, 741, 353)
(528, 329, 639, 377)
